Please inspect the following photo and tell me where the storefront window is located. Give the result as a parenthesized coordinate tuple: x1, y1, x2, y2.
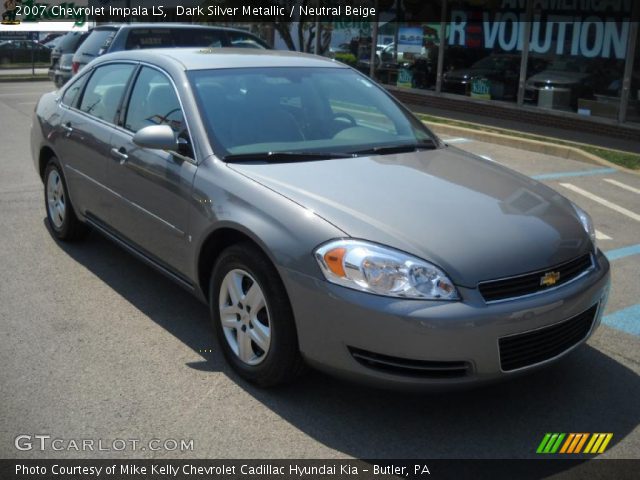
(320, 0, 636, 126)
(440, 0, 527, 103)
(374, 23, 442, 90)
(625, 27, 640, 124)
(522, 3, 630, 119)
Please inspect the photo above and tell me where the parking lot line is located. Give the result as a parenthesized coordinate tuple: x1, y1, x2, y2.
(603, 178, 640, 195)
(605, 244, 640, 261)
(595, 230, 612, 240)
(444, 137, 472, 144)
(602, 305, 640, 336)
(559, 183, 640, 222)
(531, 168, 617, 180)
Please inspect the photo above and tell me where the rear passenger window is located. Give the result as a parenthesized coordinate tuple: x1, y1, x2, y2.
(79, 64, 135, 123)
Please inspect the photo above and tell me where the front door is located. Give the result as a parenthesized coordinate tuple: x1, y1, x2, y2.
(106, 66, 197, 276)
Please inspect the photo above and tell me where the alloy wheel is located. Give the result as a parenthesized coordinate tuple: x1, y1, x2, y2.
(46, 169, 66, 229)
(218, 269, 271, 365)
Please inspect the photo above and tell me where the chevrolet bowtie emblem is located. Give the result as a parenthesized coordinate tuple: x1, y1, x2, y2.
(540, 271, 561, 287)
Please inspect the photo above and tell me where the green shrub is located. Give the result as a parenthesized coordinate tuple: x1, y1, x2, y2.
(334, 53, 357, 66)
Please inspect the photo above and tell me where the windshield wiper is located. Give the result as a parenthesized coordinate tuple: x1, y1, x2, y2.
(223, 151, 353, 163)
(350, 141, 437, 156)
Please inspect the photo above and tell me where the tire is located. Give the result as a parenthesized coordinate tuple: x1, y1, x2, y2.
(44, 157, 87, 241)
(209, 243, 305, 387)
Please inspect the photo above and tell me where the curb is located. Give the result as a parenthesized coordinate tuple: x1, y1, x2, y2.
(425, 122, 640, 176)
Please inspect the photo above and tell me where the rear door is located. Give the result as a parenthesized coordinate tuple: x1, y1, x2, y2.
(55, 63, 135, 223)
(106, 66, 197, 276)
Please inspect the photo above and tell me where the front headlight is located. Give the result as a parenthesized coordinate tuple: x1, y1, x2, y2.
(314, 239, 459, 300)
(572, 203, 597, 252)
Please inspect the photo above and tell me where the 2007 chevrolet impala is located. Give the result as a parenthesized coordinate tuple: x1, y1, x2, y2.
(31, 48, 610, 388)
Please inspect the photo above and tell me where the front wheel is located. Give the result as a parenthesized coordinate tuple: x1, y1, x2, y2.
(209, 243, 304, 386)
(44, 158, 87, 241)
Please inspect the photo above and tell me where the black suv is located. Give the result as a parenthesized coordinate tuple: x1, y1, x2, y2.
(71, 24, 269, 76)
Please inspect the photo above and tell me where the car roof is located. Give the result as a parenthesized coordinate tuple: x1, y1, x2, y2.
(95, 47, 347, 71)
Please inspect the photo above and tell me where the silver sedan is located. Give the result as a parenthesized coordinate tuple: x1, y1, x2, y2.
(31, 48, 610, 388)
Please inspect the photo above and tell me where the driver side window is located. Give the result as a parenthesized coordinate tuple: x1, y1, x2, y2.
(124, 67, 193, 158)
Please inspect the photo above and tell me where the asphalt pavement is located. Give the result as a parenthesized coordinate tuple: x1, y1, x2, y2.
(1, 82, 638, 461)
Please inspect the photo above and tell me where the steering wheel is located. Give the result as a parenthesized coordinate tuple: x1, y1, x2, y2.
(332, 112, 357, 127)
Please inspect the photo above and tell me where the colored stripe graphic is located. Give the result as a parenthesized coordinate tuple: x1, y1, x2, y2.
(544, 433, 559, 453)
(597, 434, 614, 453)
(574, 433, 589, 453)
(584, 433, 614, 454)
(538, 433, 613, 454)
(568, 433, 585, 453)
(537, 433, 552, 453)
(537, 433, 566, 453)
(559, 433, 575, 453)
(550, 433, 565, 453)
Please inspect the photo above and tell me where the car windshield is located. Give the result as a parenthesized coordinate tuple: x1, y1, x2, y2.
(189, 67, 436, 160)
(76, 29, 115, 57)
(547, 58, 589, 73)
(57, 32, 85, 53)
(472, 56, 517, 70)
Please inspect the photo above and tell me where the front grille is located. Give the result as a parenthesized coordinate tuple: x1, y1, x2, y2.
(478, 253, 593, 303)
(499, 304, 598, 372)
(349, 347, 471, 379)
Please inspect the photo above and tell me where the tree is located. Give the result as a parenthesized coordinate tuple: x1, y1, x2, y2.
(199, 0, 369, 54)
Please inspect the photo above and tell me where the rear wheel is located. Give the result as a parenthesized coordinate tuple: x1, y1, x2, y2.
(44, 158, 87, 241)
(209, 243, 304, 386)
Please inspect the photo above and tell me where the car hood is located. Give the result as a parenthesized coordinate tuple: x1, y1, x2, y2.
(527, 70, 589, 85)
(228, 147, 591, 287)
(445, 68, 496, 80)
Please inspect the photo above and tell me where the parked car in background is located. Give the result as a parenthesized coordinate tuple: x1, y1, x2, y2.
(524, 58, 620, 110)
(443, 54, 548, 100)
(71, 24, 269, 76)
(41, 33, 64, 45)
(31, 48, 610, 389)
(49, 31, 89, 87)
(54, 54, 78, 88)
(42, 35, 64, 50)
(379, 43, 407, 65)
(0, 40, 50, 65)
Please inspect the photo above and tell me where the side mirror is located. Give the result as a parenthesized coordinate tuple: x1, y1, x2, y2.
(132, 125, 177, 151)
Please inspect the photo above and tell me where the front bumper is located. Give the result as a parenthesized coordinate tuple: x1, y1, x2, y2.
(282, 251, 610, 389)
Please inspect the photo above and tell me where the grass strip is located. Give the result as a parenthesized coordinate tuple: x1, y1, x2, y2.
(415, 113, 640, 170)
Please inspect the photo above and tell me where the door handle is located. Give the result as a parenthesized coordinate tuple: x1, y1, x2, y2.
(61, 123, 73, 136)
(110, 147, 129, 164)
